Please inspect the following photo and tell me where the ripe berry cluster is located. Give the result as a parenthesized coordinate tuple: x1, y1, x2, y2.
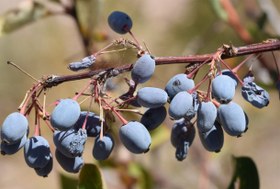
(0, 10, 271, 177)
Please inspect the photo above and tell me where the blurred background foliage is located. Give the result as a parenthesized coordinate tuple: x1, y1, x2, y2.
(0, 0, 279, 189)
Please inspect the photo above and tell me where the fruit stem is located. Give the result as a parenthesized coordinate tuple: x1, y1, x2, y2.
(188, 73, 210, 94)
(102, 98, 128, 125)
(19, 83, 43, 115)
(73, 79, 92, 101)
(217, 57, 244, 85)
(187, 56, 212, 79)
(43, 92, 47, 119)
(211, 99, 220, 108)
(34, 106, 41, 136)
(93, 41, 115, 57)
(128, 30, 143, 51)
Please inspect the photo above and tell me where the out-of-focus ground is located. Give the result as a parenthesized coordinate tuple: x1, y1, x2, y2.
(0, 0, 279, 189)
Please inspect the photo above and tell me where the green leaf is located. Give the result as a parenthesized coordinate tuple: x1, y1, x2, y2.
(228, 156, 259, 189)
(59, 173, 78, 189)
(78, 163, 104, 189)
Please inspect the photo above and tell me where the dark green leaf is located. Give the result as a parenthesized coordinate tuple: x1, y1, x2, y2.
(60, 173, 78, 189)
(228, 156, 259, 189)
(78, 163, 104, 189)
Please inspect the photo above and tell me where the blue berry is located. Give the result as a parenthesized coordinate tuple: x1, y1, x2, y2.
(165, 73, 195, 99)
(92, 134, 114, 160)
(108, 11, 133, 34)
(1, 112, 28, 144)
(140, 106, 167, 130)
(199, 121, 224, 152)
(170, 119, 195, 161)
(218, 102, 246, 137)
(119, 121, 151, 154)
(74, 111, 101, 137)
(1, 133, 27, 155)
(168, 91, 194, 120)
(241, 81, 269, 108)
(50, 99, 81, 131)
(212, 75, 235, 103)
(221, 69, 238, 87)
(53, 128, 87, 158)
(68, 55, 96, 71)
(34, 156, 53, 177)
(55, 149, 84, 173)
(24, 136, 52, 168)
(131, 54, 156, 83)
(137, 87, 168, 108)
(197, 101, 217, 132)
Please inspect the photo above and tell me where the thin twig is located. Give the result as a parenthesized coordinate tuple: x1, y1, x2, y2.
(7, 61, 39, 82)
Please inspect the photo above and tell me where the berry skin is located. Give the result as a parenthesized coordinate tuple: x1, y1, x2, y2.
(218, 102, 246, 137)
(140, 106, 167, 131)
(1, 133, 28, 155)
(92, 134, 114, 160)
(131, 54, 156, 83)
(108, 11, 133, 34)
(24, 136, 52, 169)
(53, 128, 87, 158)
(199, 121, 224, 152)
(221, 69, 238, 87)
(55, 149, 84, 173)
(1, 112, 28, 144)
(212, 75, 236, 103)
(170, 119, 195, 148)
(241, 81, 270, 108)
(137, 87, 168, 108)
(74, 111, 101, 137)
(119, 121, 151, 154)
(50, 98, 81, 131)
(170, 119, 195, 161)
(197, 101, 217, 132)
(34, 156, 53, 177)
(168, 91, 194, 120)
(165, 73, 195, 99)
(68, 55, 96, 72)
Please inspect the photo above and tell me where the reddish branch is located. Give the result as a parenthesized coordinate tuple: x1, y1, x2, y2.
(44, 40, 280, 88)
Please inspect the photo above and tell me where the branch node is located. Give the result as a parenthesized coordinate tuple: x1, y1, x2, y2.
(222, 44, 238, 56)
